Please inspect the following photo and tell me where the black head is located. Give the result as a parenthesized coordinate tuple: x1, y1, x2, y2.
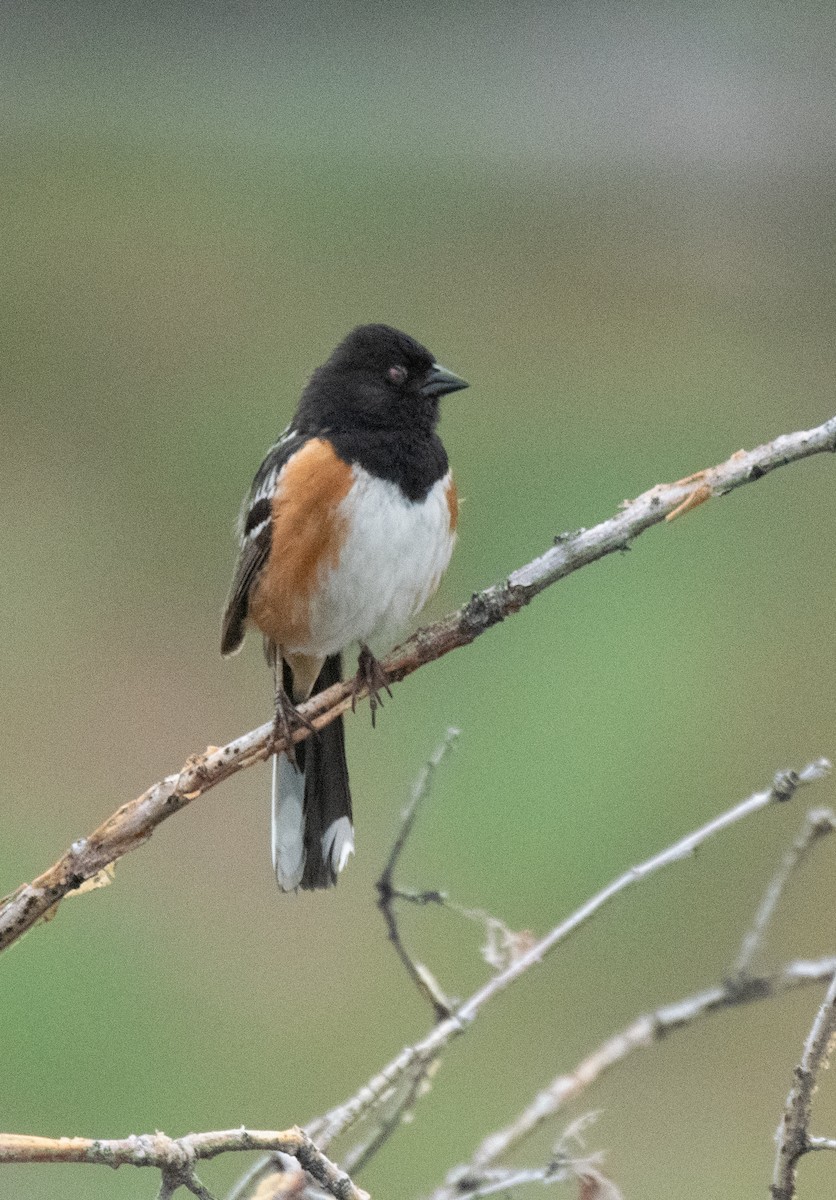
(296, 324, 468, 436)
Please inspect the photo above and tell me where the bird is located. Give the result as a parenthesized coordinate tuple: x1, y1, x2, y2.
(221, 324, 468, 891)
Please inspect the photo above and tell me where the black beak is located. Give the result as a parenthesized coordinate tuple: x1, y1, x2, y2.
(420, 362, 469, 399)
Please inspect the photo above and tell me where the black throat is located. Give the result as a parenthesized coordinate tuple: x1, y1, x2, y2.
(324, 424, 449, 502)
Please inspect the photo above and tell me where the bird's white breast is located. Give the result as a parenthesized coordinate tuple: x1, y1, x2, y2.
(297, 468, 456, 657)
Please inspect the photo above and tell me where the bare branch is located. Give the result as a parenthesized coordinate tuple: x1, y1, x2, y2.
(376, 727, 460, 1019)
(10, 761, 830, 1199)
(164, 1169, 216, 1200)
(380, 728, 461, 890)
(731, 808, 836, 981)
(226, 1158, 320, 1200)
(233, 1064, 440, 1200)
(310, 760, 831, 1151)
(439, 1113, 622, 1199)
(2, 415, 835, 953)
(440, 957, 836, 1189)
(0, 1129, 367, 1200)
(441, 1166, 561, 1197)
(443, 1164, 622, 1200)
(772, 968, 836, 1199)
(342, 1060, 438, 1177)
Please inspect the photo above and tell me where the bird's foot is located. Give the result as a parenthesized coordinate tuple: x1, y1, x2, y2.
(351, 644, 393, 728)
(273, 688, 316, 771)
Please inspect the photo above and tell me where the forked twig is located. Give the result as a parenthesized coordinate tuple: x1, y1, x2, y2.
(732, 808, 836, 981)
(772, 968, 836, 1198)
(308, 759, 830, 1154)
(432, 957, 836, 1197)
(376, 728, 460, 1020)
(0, 1129, 367, 1200)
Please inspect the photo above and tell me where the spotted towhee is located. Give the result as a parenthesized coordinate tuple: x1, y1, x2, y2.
(221, 325, 468, 891)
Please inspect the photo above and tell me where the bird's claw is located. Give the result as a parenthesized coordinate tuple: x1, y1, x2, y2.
(273, 688, 316, 771)
(351, 645, 393, 728)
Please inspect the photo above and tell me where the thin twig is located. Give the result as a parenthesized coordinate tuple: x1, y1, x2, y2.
(157, 1176, 179, 1200)
(0, 1129, 367, 1200)
(308, 760, 830, 1151)
(440, 1115, 621, 1200)
(343, 1059, 439, 1177)
(807, 1137, 836, 1153)
(2, 415, 835, 953)
(448, 1165, 621, 1200)
(225, 1158, 285, 1200)
(379, 729, 461, 890)
(731, 808, 836, 981)
(441, 1166, 560, 1197)
(174, 1171, 217, 1200)
(376, 728, 460, 1019)
(772, 968, 836, 1199)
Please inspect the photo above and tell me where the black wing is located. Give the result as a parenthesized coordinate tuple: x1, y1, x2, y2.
(220, 428, 308, 657)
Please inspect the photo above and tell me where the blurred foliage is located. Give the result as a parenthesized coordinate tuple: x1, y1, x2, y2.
(3, 2, 836, 1198)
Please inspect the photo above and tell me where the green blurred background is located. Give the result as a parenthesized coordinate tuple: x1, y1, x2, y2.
(4, 1, 836, 1196)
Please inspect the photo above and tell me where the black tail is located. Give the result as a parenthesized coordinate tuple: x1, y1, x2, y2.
(272, 654, 354, 890)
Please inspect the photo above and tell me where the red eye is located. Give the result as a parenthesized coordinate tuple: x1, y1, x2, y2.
(388, 365, 408, 385)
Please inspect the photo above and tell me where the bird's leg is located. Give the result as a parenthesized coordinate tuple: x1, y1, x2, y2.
(352, 643, 393, 728)
(272, 657, 316, 771)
